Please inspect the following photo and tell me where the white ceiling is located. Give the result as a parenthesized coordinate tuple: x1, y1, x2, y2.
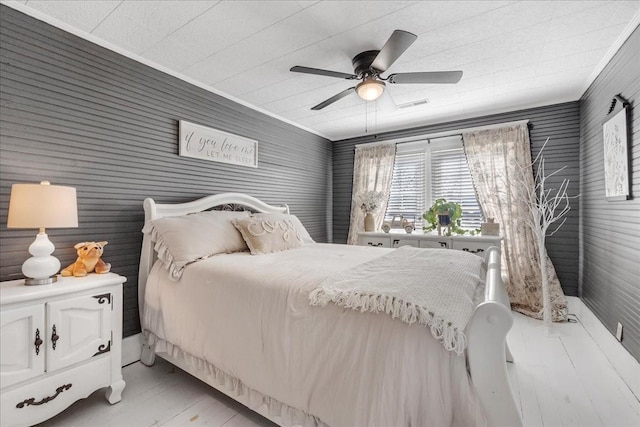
(8, 0, 640, 141)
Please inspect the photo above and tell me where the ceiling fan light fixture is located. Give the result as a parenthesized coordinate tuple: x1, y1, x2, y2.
(356, 79, 385, 101)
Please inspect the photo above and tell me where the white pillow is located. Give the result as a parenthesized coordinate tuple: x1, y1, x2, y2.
(233, 213, 313, 255)
(252, 213, 315, 244)
(143, 210, 250, 279)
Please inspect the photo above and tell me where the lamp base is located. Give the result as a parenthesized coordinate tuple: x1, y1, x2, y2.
(21, 232, 61, 286)
(25, 276, 58, 286)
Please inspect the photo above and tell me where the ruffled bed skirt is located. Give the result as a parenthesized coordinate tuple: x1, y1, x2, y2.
(146, 332, 327, 427)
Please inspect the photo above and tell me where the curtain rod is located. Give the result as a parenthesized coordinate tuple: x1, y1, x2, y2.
(355, 119, 530, 148)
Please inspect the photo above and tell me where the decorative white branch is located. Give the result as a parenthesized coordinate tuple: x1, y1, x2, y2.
(515, 138, 578, 327)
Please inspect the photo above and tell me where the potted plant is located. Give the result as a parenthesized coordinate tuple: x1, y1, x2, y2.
(422, 198, 471, 236)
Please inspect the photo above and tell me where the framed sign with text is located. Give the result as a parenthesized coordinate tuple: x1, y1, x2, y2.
(178, 120, 258, 168)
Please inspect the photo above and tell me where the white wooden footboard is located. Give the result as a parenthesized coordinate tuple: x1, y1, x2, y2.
(467, 246, 522, 427)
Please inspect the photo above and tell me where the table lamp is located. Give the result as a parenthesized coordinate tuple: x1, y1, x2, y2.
(7, 181, 78, 285)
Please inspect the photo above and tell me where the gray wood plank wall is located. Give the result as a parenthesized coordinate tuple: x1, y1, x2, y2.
(579, 27, 639, 362)
(0, 6, 332, 338)
(333, 102, 581, 297)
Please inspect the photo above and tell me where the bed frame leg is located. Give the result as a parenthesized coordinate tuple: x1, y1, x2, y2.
(140, 332, 156, 366)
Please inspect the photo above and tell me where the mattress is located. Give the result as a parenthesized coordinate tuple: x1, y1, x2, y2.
(143, 243, 486, 427)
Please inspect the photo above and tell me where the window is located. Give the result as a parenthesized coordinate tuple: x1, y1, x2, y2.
(385, 136, 482, 229)
(384, 149, 425, 225)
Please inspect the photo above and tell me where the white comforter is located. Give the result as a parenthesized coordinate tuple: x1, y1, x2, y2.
(143, 243, 486, 427)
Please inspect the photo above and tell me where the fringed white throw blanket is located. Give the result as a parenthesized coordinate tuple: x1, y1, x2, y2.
(309, 246, 485, 354)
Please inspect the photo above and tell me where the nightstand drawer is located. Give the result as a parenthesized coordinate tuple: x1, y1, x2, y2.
(0, 356, 110, 427)
(360, 236, 391, 248)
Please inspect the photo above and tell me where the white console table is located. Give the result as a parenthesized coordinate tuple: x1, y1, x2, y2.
(358, 231, 502, 256)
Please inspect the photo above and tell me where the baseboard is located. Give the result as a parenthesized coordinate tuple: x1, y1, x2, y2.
(567, 296, 640, 400)
(122, 333, 142, 366)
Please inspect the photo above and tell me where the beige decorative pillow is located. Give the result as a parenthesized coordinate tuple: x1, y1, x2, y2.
(143, 210, 250, 279)
(233, 214, 310, 255)
(252, 213, 315, 244)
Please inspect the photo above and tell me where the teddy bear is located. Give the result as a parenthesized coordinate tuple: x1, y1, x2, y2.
(61, 241, 111, 277)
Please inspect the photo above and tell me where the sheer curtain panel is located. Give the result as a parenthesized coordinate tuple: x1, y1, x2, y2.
(463, 123, 567, 321)
(347, 143, 396, 245)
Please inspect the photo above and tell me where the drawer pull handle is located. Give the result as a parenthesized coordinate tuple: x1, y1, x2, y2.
(462, 248, 484, 254)
(51, 325, 59, 350)
(16, 384, 72, 408)
(367, 242, 383, 247)
(34, 329, 43, 355)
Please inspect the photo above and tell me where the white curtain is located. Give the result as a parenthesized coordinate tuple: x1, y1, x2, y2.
(347, 143, 396, 245)
(463, 123, 568, 321)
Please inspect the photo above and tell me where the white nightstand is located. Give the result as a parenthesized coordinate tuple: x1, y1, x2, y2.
(0, 273, 126, 427)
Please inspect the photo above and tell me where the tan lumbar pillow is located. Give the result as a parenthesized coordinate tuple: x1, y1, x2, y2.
(233, 214, 310, 255)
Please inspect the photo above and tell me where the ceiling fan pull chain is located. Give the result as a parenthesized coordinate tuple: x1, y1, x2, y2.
(365, 101, 368, 133)
(375, 102, 378, 134)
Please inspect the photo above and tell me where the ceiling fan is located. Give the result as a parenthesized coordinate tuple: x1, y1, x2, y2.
(290, 30, 463, 111)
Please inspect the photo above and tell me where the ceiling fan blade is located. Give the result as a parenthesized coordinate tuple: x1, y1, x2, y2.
(311, 87, 356, 110)
(371, 30, 417, 72)
(387, 71, 463, 84)
(290, 66, 357, 80)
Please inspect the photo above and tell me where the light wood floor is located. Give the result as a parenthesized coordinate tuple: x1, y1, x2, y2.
(38, 311, 640, 427)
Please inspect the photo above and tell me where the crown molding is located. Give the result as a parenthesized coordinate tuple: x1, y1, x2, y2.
(583, 10, 640, 96)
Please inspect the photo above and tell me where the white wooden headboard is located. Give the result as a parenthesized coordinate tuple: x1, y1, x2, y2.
(138, 193, 289, 322)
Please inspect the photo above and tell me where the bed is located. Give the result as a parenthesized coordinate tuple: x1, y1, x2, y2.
(138, 192, 522, 427)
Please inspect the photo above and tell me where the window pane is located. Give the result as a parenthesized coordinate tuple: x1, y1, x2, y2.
(431, 148, 482, 229)
(385, 151, 425, 225)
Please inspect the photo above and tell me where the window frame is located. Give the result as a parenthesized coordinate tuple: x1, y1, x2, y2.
(384, 135, 482, 230)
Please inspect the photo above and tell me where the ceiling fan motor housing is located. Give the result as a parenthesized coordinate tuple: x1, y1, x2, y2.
(352, 50, 381, 77)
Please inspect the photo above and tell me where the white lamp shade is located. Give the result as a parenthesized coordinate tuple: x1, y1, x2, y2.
(7, 182, 78, 229)
(356, 79, 385, 101)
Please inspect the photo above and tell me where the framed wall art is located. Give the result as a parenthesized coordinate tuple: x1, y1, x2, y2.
(602, 107, 629, 201)
(178, 120, 258, 168)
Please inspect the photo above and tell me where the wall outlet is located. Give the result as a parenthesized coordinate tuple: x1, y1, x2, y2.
(616, 322, 623, 342)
